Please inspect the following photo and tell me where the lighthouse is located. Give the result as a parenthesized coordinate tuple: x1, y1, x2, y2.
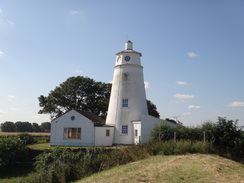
(106, 41, 148, 144)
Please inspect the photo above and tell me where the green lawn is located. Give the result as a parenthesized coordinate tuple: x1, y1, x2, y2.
(28, 143, 55, 150)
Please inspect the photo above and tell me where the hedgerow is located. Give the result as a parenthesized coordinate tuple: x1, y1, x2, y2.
(150, 117, 244, 162)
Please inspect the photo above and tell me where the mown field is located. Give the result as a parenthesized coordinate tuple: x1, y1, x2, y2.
(78, 154, 244, 183)
(0, 132, 50, 136)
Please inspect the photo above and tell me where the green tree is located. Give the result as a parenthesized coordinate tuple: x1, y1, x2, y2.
(0, 121, 15, 132)
(40, 122, 51, 132)
(15, 121, 33, 132)
(147, 100, 160, 118)
(38, 76, 160, 120)
(32, 122, 41, 132)
(212, 117, 243, 153)
(38, 76, 111, 119)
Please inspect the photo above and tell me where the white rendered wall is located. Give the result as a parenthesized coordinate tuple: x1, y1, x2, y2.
(140, 115, 161, 143)
(94, 126, 114, 146)
(50, 110, 95, 146)
(140, 115, 179, 143)
(106, 41, 148, 144)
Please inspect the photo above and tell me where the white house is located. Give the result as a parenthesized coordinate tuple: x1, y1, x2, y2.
(51, 41, 176, 146)
(50, 109, 114, 146)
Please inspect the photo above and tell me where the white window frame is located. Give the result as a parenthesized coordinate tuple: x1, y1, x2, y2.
(122, 99, 128, 107)
(121, 125, 128, 135)
(63, 127, 81, 139)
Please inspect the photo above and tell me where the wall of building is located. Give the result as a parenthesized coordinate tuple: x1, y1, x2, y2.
(106, 54, 148, 145)
(94, 126, 114, 146)
(50, 110, 95, 146)
(141, 115, 179, 143)
(140, 115, 161, 143)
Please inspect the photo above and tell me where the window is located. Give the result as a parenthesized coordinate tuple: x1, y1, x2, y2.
(135, 129, 138, 137)
(106, 129, 110, 136)
(121, 125, 128, 135)
(64, 128, 81, 139)
(122, 99, 128, 107)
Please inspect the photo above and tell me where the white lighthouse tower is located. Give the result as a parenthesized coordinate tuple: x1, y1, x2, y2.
(106, 40, 148, 144)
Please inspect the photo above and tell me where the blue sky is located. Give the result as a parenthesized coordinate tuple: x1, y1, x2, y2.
(0, 0, 244, 127)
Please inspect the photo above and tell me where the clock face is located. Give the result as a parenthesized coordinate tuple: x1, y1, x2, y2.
(125, 56, 130, 61)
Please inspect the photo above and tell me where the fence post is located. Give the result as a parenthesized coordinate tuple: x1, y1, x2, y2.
(203, 131, 206, 144)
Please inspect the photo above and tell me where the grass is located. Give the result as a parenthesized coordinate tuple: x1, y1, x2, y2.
(0, 162, 34, 183)
(28, 143, 92, 150)
(28, 143, 55, 150)
(77, 154, 244, 183)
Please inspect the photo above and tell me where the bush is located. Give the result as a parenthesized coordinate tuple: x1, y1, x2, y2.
(212, 117, 244, 161)
(150, 117, 244, 161)
(17, 133, 37, 145)
(0, 136, 29, 170)
(150, 123, 175, 141)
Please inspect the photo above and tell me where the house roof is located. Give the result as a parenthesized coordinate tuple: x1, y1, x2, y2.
(51, 109, 105, 126)
(77, 111, 105, 125)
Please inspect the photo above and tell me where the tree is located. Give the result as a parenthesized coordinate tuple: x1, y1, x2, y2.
(212, 117, 243, 152)
(15, 121, 33, 132)
(38, 76, 160, 120)
(0, 121, 15, 132)
(40, 122, 51, 132)
(32, 122, 41, 132)
(147, 100, 160, 118)
(38, 76, 111, 119)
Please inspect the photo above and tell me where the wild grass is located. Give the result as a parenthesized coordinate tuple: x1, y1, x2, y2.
(23, 141, 215, 183)
(78, 154, 244, 183)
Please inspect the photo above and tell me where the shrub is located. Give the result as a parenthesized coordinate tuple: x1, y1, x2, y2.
(150, 123, 175, 141)
(212, 117, 244, 161)
(150, 117, 244, 161)
(17, 133, 37, 145)
(0, 136, 29, 170)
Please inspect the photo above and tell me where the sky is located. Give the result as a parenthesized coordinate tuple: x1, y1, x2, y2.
(0, 0, 244, 127)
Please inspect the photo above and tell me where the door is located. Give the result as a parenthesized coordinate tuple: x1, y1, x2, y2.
(132, 121, 141, 144)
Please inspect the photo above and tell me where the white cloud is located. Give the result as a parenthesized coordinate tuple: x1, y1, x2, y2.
(7, 95, 17, 102)
(176, 81, 187, 85)
(187, 51, 197, 58)
(0, 109, 5, 114)
(0, 50, 4, 56)
(174, 94, 194, 99)
(70, 10, 80, 15)
(0, 9, 14, 26)
(188, 105, 201, 109)
(228, 101, 244, 107)
(144, 81, 149, 89)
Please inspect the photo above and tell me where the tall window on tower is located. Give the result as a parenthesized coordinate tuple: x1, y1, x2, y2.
(122, 99, 128, 107)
